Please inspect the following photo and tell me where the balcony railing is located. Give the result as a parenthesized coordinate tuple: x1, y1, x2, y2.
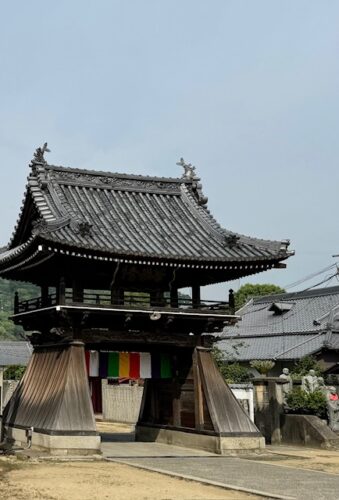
(14, 291, 232, 315)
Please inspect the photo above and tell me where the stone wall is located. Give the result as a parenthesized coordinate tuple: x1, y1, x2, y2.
(102, 381, 143, 423)
(229, 383, 254, 422)
(101, 380, 254, 424)
(3, 380, 19, 410)
(280, 414, 339, 449)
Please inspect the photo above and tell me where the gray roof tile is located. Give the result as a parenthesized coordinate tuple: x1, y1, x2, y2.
(218, 286, 339, 361)
(218, 334, 326, 361)
(1, 163, 292, 266)
(0, 341, 32, 366)
(226, 286, 339, 337)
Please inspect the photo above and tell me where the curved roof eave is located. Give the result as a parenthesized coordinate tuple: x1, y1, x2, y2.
(2, 149, 294, 268)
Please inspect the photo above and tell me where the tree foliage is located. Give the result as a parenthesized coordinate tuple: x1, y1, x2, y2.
(286, 388, 327, 418)
(0, 278, 38, 340)
(234, 283, 285, 310)
(212, 346, 252, 384)
(4, 365, 26, 380)
(290, 355, 323, 379)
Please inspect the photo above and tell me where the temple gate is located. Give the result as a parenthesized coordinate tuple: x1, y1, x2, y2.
(0, 146, 293, 454)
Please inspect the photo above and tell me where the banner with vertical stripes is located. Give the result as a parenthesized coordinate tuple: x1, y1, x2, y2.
(86, 350, 172, 379)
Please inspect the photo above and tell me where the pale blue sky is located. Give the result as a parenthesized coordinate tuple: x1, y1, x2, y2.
(1, 1, 339, 298)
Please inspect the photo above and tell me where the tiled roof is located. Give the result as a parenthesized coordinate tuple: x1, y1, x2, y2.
(218, 286, 339, 361)
(226, 286, 339, 337)
(0, 341, 32, 366)
(218, 334, 327, 361)
(0, 159, 292, 267)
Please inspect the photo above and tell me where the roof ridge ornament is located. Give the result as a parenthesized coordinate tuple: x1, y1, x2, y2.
(30, 143, 50, 171)
(177, 157, 209, 207)
(176, 158, 197, 180)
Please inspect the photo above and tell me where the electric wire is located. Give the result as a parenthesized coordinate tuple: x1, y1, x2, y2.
(283, 263, 337, 290)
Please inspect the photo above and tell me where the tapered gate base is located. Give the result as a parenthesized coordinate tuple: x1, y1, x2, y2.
(2, 341, 100, 455)
(137, 348, 264, 454)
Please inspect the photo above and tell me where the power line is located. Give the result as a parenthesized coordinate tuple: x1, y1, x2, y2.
(284, 263, 338, 290)
(234, 271, 339, 324)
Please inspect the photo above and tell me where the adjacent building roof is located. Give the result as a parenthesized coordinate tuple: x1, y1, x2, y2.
(0, 341, 32, 367)
(0, 146, 292, 279)
(218, 286, 339, 361)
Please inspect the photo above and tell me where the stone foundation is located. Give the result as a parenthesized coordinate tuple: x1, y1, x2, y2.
(135, 425, 265, 455)
(4, 426, 101, 456)
(280, 414, 339, 450)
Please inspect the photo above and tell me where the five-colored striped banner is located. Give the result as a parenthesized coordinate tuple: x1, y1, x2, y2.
(86, 351, 172, 379)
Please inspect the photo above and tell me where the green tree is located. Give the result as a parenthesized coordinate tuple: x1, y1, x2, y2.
(212, 345, 252, 384)
(290, 355, 323, 379)
(286, 388, 327, 418)
(234, 283, 285, 310)
(4, 365, 26, 380)
(0, 278, 38, 339)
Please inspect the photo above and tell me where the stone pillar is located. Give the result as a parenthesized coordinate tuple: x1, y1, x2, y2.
(253, 377, 285, 444)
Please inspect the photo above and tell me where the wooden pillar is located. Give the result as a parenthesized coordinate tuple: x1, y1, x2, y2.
(14, 292, 19, 314)
(172, 379, 181, 427)
(193, 348, 204, 431)
(228, 288, 235, 314)
(150, 290, 164, 307)
(111, 288, 124, 305)
(192, 285, 201, 308)
(72, 279, 84, 303)
(170, 288, 178, 308)
(57, 277, 66, 305)
(41, 285, 49, 307)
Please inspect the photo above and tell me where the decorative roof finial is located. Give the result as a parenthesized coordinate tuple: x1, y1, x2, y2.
(176, 157, 196, 180)
(30, 143, 50, 168)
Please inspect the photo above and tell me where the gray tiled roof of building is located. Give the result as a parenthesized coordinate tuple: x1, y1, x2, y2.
(225, 286, 339, 337)
(0, 341, 32, 366)
(218, 333, 329, 360)
(0, 161, 292, 266)
(218, 286, 339, 361)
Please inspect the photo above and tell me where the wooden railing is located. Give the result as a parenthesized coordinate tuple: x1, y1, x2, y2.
(14, 290, 231, 315)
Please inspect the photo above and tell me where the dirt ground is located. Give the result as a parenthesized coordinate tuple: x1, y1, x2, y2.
(0, 458, 260, 500)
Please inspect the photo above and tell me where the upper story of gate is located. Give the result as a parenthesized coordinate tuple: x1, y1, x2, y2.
(0, 145, 293, 333)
